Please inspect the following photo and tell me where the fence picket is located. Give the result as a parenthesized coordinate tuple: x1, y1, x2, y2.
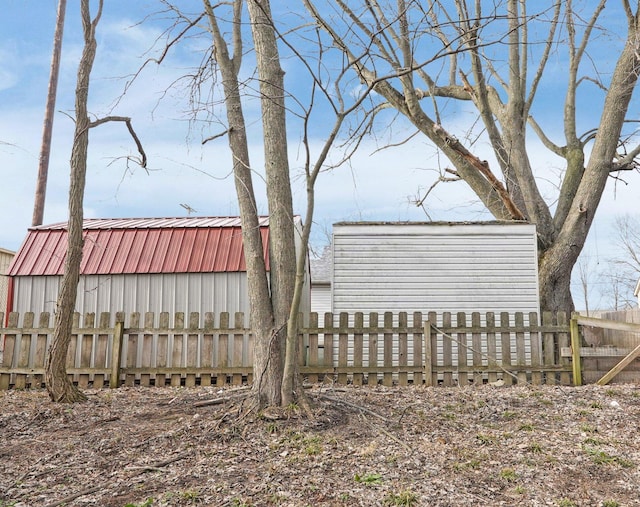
(515, 313, 527, 384)
(307, 312, 319, 384)
(383, 312, 393, 387)
(557, 312, 571, 385)
(94, 312, 110, 388)
(413, 312, 423, 385)
(172, 312, 185, 387)
(543, 312, 556, 385)
(529, 312, 542, 386)
(201, 312, 215, 387)
(14, 312, 33, 389)
(126, 313, 140, 387)
(398, 312, 408, 386)
(471, 312, 483, 385)
(186, 312, 199, 387)
(232, 312, 244, 386)
(500, 313, 512, 386)
(33, 312, 50, 388)
(338, 312, 348, 385)
(155, 312, 170, 388)
(457, 312, 468, 386)
(427, 311, 437, 386)
(66, 313, 81, 385)
(486, 312, 497, 384)
(353, 312, 364, 386)
(442, 312, 453, 387)
(217, 312, 229, 387)
(369, 312, 379, 385)
(140, 312, 155, 387)
(79, 313, 94, 388)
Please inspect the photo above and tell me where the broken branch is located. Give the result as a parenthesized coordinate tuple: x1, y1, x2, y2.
(433, 123, 526, 220)
(89, 115, 147, 168)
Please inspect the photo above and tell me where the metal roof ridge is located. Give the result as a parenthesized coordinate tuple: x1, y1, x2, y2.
(30, 216, 273, 231)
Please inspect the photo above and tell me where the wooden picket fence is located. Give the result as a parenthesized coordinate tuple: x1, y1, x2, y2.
(0, 310, 574, 390)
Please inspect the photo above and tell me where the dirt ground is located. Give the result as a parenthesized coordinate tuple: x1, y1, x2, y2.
(1, 382, 640, 507)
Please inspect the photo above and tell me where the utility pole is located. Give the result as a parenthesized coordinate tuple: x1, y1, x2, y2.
(32, 0, 67, 226)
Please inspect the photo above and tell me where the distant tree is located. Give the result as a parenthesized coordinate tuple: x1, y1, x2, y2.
(306, 0, 640, 314)
(46, 0, 146, 402)
(605, 214, 640, 309)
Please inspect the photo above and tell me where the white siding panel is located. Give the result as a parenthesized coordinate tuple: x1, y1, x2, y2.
(332, 223, 540, 373)
(332, 223, 540, 317)
(311, 284, 331, 315)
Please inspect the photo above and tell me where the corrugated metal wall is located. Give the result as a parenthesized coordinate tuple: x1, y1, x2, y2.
(332, 222, 540, 318)
(11, 272, 250, 326)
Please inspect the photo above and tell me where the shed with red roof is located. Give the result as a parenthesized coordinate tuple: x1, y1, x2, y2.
(6, 216, 309, 326)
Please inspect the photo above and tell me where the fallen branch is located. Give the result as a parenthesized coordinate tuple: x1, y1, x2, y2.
(360, 413, 413, 455)
(43, 485, 102, 507)
(194, 390, 250, 408)
(126, 451, 190, 474)
(318, 394, 389, 422)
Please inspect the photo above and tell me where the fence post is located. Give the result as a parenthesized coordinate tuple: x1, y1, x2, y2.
(424, 319, 433, 387)
(110, 320, 124, 388)
(570, 316, 582, 386)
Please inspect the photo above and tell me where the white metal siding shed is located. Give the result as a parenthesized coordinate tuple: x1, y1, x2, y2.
(332, 221, 540, 318)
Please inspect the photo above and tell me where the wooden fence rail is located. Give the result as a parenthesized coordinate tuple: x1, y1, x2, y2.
(1, 310, 574, 390)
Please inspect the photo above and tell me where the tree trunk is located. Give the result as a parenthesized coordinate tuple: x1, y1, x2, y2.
(203, 0, 284, 407)
(247, 0, 299, 407)
(33, 0, 67, 227)
(45, 0, 101, 403)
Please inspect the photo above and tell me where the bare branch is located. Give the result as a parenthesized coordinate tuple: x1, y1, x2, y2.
(89, 115, 147, 169)
(202, 128, 232, 145)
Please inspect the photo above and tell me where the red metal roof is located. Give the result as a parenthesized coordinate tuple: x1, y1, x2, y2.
(7, 217, 270, 276)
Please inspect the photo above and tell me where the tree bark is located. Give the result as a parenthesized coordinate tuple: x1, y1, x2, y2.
(203, 0, 286, 408)
(45, 0, 102, 403)
(246, 0, 299, 407)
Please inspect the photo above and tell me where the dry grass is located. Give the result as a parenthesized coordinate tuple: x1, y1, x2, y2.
(1, 383, 640, 506)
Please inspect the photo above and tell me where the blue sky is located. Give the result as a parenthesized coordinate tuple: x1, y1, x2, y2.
(1, 1, 639, 308)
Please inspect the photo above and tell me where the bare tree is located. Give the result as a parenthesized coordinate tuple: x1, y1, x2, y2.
(33, 0, 67, 227)
(149, 0, 373, 409)
(605, 214, 640, 309)
(306, 0, 640, 313)
(45, 0, 146, 402)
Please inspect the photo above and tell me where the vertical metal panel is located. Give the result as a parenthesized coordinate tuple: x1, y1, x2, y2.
(13, 272, 253, 326)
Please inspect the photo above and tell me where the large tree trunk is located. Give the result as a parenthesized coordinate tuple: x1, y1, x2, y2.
(45, 0, 101, 403)
(247, 0, 299, 406)
(203, 0, 283, 407)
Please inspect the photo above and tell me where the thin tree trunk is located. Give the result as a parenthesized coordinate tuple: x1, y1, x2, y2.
(33, 0, 67, 227)
(45, 0, 102, 403)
